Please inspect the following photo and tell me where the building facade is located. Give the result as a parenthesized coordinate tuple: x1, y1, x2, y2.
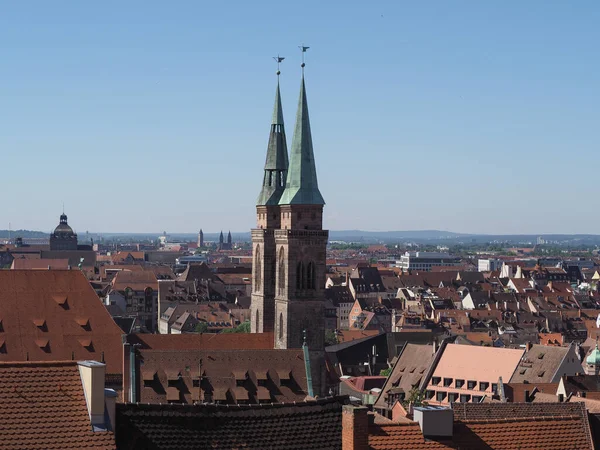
(49, 213, 78, 251)
(398, 252, 461, 272)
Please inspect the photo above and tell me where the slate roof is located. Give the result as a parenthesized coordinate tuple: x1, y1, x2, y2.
(116, 396, 347, 450)
(0, 270, 125, 374)
(0, 361, 115, 450)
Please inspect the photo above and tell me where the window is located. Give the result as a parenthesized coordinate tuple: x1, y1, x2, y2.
(431, 377, 441, 386)
(448, 393, 458, 403)
(459, 394, 471, 403)
(278, 247, 285, 295)
(472, 395, 483, 403)
(479, 382, 489, 391)
(279, 313, 283, 340)
(296, 261, 305, 290)
(491, 383, 498, 394)
(436, 391, 447, 402)
(254, 245, 261, 292)
(307, 262, 315, 289)
(455, 379, 465, 388)
(426, 390, 435, 399)
(255, 310, 259, 332)
(443, 378, 453, 387)
(467, 380, 476, 390)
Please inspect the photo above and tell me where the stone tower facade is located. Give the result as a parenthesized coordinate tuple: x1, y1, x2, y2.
(197, 229, 204, 248)
(274, 75, 327, 352)
(251, 78, 288, 334)
(49, 213, 78, 251)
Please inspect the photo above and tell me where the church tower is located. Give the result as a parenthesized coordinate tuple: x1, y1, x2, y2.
(197, 229, 204, 248)
(274, 63, 327, 352)
(251, 66, 289, 334)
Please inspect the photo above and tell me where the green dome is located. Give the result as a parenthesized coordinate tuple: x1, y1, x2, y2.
(587, 345, 600, 366)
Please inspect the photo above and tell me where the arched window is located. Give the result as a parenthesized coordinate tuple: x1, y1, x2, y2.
(279, 312, 284, 340)
(307, 262, 315, 290)
(296, 261, 304, 290)
(278, 247, 285, 295)
(254, 245, 261, 292)
(255, 310, 259, 332)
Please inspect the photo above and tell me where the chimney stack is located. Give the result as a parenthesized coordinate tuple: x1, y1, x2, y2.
(414, 406, 453, 438)
(342, 405, 369, 450)
(78, 361, 109, 428)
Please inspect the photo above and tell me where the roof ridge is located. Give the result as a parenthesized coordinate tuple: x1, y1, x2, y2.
(0, 360, 79, 368)
(461, 414, 583, 424)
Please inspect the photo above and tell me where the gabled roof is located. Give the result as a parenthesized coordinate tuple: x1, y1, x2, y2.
(0, 270, 125, 374)
(116, 396, 347, 450)
(509, 344, 579, 383)
(0, 361, 115, 449)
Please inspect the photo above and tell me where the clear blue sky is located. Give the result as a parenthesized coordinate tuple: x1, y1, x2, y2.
(1, 1, 598, 235)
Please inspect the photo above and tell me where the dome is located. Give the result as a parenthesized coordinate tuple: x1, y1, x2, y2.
(53, 213, 76, 237)
(586, 344, 600, 366)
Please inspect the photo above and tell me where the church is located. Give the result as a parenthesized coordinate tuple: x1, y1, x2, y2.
(250, 60, 328, 394)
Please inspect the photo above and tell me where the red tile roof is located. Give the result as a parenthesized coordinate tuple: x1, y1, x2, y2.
(369, 415, 594, 449)
(0, 361, 115, 450)
(11, 258, 70, 270)
(129, 332, 274, 350)
(111, 270, 158, 291)
(0, 270, 125, 374)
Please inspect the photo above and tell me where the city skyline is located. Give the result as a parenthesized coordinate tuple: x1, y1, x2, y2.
(1, 1, 598, 234)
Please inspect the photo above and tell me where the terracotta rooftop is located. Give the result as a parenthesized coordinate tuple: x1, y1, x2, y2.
(137, 348, 308, 404)
(11, 258, 69, 270)
(128, 332, 274, 350)
(111, 270, 158, 291)
(369, 402, 593, 449)
(0, 360, 115, 450)
(0, 270, 125, 374)
(116, 396, 347, 450)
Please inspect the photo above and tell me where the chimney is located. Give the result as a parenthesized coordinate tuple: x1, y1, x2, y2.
(78, 361, 110, 428)
(342, 405, 369, 450)
(414, 406, 453, 438)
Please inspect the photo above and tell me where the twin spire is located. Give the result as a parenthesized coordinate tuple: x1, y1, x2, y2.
(256, 58, 325, 207)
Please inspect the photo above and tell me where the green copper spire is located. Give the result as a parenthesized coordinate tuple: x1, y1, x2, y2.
(256, 79, 289, 206)
(278, 75, 325, 206)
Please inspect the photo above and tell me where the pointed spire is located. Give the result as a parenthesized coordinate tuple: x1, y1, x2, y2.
(219, 231, 224, 244)
(227, 231, 232, 244)
(257, 64, 289, 206)
(279, 69, 325, 206)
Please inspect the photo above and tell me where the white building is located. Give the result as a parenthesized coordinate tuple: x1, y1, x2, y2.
(478, 258, 502, 272)
(398, 252, 461, 272)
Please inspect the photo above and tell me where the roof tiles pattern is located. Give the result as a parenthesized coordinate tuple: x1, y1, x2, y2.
(116, 397, 345, 450)
(0, 361, 115, 450)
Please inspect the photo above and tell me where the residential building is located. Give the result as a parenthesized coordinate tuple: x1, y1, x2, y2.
(478, 258, 502, 272)
(107, 270, 159, 332)
(398, 252, 461, 272)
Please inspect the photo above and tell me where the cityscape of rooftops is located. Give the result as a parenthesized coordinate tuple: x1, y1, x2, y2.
(1, 2, 599, 449)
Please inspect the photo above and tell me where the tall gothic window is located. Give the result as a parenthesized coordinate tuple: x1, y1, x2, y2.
(296, 261, 305, 290)
(254, 245, 261, 292)
(279, 312, 284, 340)
(278, 247, 285, 295)
(255, 310, 259, 332)
(307, 262, 315, 290)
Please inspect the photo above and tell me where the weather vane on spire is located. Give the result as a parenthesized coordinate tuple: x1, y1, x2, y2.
(299, 44, 309, 73)
(273, 55, 285, 76)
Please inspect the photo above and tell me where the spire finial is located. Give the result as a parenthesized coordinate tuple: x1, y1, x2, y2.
(273, 55, 285, 77)
(299, 45, 309, 74)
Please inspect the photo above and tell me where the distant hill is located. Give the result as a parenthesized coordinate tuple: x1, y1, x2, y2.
(0, 230, 48, 239)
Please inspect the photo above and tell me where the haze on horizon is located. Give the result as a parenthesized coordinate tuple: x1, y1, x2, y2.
(1, 2, 598, 235)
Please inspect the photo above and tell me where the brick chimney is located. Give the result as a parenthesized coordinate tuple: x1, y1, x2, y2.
(342, 405, 369, 450)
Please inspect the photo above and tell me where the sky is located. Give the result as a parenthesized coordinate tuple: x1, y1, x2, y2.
(1, 1, 598, 235)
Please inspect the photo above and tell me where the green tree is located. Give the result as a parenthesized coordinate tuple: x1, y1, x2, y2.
(403, 386, 427, 407)
(324, 330, 338, 346)
(221, 320, 251, 334)
(195, 322, 209, 333)
(379, 367, 392, 377)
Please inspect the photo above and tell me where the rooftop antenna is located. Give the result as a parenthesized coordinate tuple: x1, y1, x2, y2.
(299, 44, 309, 74)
